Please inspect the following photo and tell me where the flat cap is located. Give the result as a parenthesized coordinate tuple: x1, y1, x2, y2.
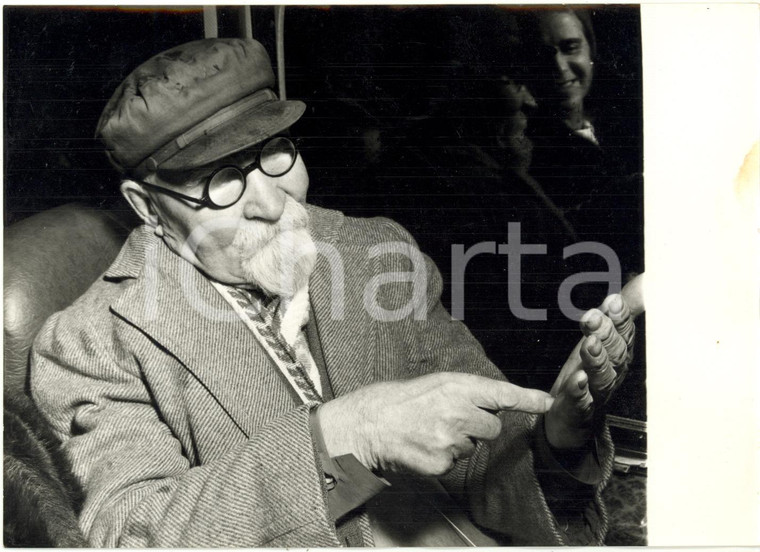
(96, 38, 305, 177)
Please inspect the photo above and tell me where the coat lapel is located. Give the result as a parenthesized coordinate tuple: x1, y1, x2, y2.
(107, 227, 296, 439)
(307, 206, 376, 397)
(105, 204, 378, 439)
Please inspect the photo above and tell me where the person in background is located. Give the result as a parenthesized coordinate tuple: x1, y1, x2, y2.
(501, 7, 643, 276)
(496, 7, 645, 398)
(388, 7, 644, 395)
(516, 9, 598, 142)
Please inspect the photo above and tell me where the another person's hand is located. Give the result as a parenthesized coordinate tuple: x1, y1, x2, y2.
(317, 372, 553, 477)
(545, 293, 636, 449)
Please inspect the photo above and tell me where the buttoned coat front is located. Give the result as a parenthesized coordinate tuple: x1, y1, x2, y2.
(31, 205, 610, 547)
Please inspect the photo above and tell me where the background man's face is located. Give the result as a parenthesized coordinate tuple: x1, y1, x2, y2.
(148, 151, 313, 292)
(534, 11, 593, 114)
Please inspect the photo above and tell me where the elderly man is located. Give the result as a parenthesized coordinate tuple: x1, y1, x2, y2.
(31, 38, 636, 547)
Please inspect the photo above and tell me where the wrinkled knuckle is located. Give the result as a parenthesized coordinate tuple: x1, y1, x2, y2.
(624, 325, 636, 346)
(499, 390, 518, 411)
(451, 413, 469, 434)
(594, 381, 616, 398)
(609, 353, 627, 368)
(582, 357, 602, 373)
(597, 316, 615, 339)
(433, 426, 454, 450)
(606, 337, 628, 366)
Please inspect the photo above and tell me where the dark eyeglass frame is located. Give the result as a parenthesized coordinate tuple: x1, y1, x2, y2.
(131, 136, 299, 210)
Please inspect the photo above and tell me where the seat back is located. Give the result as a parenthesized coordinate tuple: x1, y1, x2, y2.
(4, 203, 137, 397)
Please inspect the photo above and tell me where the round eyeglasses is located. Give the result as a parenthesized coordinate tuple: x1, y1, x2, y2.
(135, 136, 299, 209)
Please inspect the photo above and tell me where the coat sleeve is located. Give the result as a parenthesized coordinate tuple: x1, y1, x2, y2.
(373, 218, 614, 546)
(30, 309, 339, 548)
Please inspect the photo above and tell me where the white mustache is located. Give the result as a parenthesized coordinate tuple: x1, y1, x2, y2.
(233, 196, 310, 255)
(230, 195, 317, 297)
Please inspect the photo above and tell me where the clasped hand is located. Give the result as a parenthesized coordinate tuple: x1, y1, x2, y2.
(317, 293, 635, 477)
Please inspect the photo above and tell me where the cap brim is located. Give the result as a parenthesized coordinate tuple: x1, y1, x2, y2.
(159, 99, 306, 171)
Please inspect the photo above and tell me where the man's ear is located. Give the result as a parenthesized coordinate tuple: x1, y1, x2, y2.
(120, 180, 162, 235)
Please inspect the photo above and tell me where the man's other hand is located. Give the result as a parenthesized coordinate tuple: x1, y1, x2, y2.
(545, 293, 636, 450)
(317, 373, 553, 477)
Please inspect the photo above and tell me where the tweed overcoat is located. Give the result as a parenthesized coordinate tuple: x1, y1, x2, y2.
(30, 204, 610, 547)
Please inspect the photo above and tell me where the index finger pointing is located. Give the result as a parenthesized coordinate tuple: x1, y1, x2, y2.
(472, 380, 554, 414)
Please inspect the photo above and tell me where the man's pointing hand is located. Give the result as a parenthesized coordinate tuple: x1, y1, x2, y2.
(317, 372, 552, 477)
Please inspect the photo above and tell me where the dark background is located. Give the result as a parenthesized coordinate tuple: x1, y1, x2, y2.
(3, 5, 644, 419)
(4, 5, 642, 222)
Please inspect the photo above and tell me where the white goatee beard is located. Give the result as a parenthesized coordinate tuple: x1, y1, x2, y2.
(233, 197, 317, 299)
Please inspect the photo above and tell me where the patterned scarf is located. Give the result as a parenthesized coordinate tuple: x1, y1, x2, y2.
(212, 282, 322, 404)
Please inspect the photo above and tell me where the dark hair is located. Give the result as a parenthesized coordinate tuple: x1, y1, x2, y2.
(568, 9, 597, 60)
